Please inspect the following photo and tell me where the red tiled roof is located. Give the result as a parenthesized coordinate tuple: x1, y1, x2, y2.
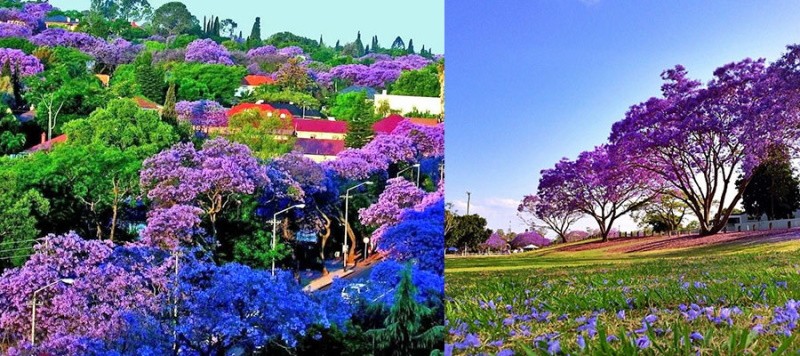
(26, 134, 67, 153)
(227, 103, 275, 117)
(293, 118, 347, 134)
(294, 138, 345, 156)
(134, 96, 160, 110)
(408, 117, 440, 127)
(242, 75, 275, 86)
(372, 114, 406, 134)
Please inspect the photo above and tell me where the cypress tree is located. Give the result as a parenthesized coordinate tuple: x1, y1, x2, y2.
(161, 82, 177, 125)
(213, 16, 220, 36)
(319, 34, 324, 47)
(335, 40, 341, 51)
(203, 15, 207, 34)
(407, 39, 414, 54)
(135, 53, 165, 103)
(354, 31, 364, 57)
(364, 44, 370, 54)
(249, 17, 261, 41)
(372, 35, 379, 51)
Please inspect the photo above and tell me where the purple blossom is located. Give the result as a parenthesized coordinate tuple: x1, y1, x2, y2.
(0, 48, 43, 77)
(185, 39, 234, 65)
(175, 100, 228, 127)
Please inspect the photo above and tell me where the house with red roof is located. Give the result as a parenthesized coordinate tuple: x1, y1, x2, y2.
(235, 75, 276, 97)
(133, 96, 161, 111)
(294, 138, 345, 162)
(372, 114, 441, 135)
(227, 103, 292, 120)
(293, 118, 347, 140)
(25, 134, 67, 154)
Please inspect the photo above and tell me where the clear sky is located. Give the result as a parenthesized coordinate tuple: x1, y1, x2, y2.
(445, 0, 800, 233)
(48, 0, 444, 53)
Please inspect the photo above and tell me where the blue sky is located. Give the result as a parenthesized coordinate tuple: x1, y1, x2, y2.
(445, 0, 800, 233)
(48, 0, 444, 53)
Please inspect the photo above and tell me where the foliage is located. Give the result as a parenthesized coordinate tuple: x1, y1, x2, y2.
(390, 64, 440, 97)
(170, 62, 246, 105)
(0, 109, 25, 154)
(378, 196, 444, 274)
(90, 0, 153, 22)
(109, 63, 140, 98)
(445, 212, 491, 251)
(0, 47, 43, 76)
(366, 266, 444, 355)
(149, 1, 199, 36)
(518, 194, 581, 243)
(0, 173, 49, 267)
(740, 146, 800, 221)
(632, 193, 690, 233)
(275, 56, 313, 92)
(64, 98, 178, 158)
(226, 108, 295, 160)
(254, 88, 320, 108)
(135, 53, 166, 103)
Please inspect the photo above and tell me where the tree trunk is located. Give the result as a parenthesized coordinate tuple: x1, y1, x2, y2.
(317, 208, 332, 275)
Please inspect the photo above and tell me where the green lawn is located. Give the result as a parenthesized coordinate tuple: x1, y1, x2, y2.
(445, 239, 800, 355)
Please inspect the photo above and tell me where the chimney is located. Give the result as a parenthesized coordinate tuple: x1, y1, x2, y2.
(40, 132, 46, 144)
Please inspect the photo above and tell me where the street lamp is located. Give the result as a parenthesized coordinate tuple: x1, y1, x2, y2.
(396, 163, 421, 187)
(272, 203, 306, 276)
(31, 278, 74, 345)
(363, 237, 370, 260)
(343, 181, 374, 271)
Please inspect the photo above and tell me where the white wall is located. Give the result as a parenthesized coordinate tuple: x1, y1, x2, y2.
(373, 91, 441, 116)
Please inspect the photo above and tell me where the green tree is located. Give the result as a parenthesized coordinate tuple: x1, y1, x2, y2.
(63, 98, 178, 158)
(161, 81, 177, 125)
(134, 53, 165, 103)
(0, 38, 36, 54)
(407, 39, 415, 54)
(221, 18, 238, 38)
(0, 172, 49, 268)
(445, 211, 492, 250)
(150, 1, 199, 35)
(741, 146, 800, 220)
(366, 266, 444, 356)
(109, 63, 141, 98)
(247, 16, 262, 48)
(632, 194, 689, 233)
(91, 0, 152, 22)
(353, 31, 365, 57)
(0, 109, 25, 155)
(275, 57, 314, 92)
(330, 91, 373, 121)
(47, 145, 141, 240)
(391, 36, 405, 50)
(390, 65, 440, 97)
(226, 108, 296, 160)
(170, 62, 247, 105)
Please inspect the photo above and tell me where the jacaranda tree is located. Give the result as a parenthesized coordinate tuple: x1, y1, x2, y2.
(609, 53, 800, 235)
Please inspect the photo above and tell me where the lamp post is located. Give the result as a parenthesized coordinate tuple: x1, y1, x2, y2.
(466, 191, 471, 215)
(396, 163, 421, 187)
(272, 203, 306, 276)
(343, 181, 373, 271)
(363, 237, 370, 260)
(31, 278, 75, 345)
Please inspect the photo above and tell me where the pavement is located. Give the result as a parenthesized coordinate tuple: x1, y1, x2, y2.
(303, 252, 384, 292)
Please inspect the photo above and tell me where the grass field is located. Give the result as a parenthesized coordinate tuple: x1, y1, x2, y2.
(445, 232, 800, 355)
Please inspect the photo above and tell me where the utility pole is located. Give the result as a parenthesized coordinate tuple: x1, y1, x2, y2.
(466, 191, 471, 215)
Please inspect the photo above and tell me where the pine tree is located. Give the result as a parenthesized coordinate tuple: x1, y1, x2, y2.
(135, 53, 165, 103)
(366, 267, 444, 355)
(319, 34, 324, 47)
(364, 44, 370, 54)
(420, 45, 427, 57)
(335, 40, 341, 51)
(354, 31, 365, 57)
(372, 35, 379, 51)
(391, 36, 405, 50)
(407, 39, 415, 54)
(247, 17, 262, 48)
(161, 82, 177, 125)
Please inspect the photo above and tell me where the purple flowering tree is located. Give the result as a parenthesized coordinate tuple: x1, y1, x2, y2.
(30, 29, 103, 53)
(175, 100, 228, 131)
(484, 233, 508, 252)
(391, 120, 444, 158)
(140, 205, 206, 249)
(90, 38, 143, 73)
(0, 22, 32, 38)
(377, 196, 444, 274)
(609, 53, 800, 235)
(0, 233, 169, 353)
(140, 138, 268, 240)
(185, 38, 234, 65)
(0, 48, 43, 76)
(518, 193, 582, 244)
(539, 145, 658, 242)
(509, 231, 551, 249)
